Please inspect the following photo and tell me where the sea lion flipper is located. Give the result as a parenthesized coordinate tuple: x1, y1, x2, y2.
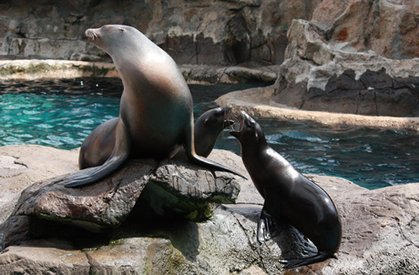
(257, 206, 277, 244)
(280, 252, 334, 269)
(185, 117, 247, 179)
(64, 154, 128, 188)
(64, 120, 130, 188)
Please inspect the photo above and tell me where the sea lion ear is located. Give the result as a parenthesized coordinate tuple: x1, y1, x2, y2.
(204, 118, 209, 125)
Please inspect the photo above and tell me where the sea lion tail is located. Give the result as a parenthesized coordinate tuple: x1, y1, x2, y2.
(280, 252, 335, 269)
(185, 115, 247, 179)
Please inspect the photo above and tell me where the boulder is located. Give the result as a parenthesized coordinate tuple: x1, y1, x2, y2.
(312, 0, 418, 59)
(0, 152, 241, 248)
(272, 19, 419, 117)
(0, 145, 418, 274)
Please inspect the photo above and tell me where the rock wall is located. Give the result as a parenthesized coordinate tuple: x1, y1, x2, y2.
(0, 0, 319, 65)
(312, 0, 418, 59)
(272, 19, 419, 117)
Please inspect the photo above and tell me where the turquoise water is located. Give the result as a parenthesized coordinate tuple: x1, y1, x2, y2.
(0, 78, 418, 189)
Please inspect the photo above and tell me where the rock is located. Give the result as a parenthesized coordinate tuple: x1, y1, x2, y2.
(216, 85, 419, 132)
(0, 152, 240, 248)
(0, 145, 418, 274)
(0, 145, 78, 225)
(312, 0, 418, 59)
(0, 0, 320, 65)
(272, 19, 419, 117)
(180, 64, 278, 84)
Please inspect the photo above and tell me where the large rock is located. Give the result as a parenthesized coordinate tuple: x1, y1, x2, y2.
(312, 0, 418, 59)
(0, 151, 241, 248)
(272, 19, 419, 117)
(0, 145, 418, 274)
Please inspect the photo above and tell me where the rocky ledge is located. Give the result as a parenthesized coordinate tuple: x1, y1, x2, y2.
(0, 145, 418, 274)
(0, 59, 277, 85)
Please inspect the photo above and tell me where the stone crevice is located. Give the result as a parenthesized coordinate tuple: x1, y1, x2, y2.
(396, 218, 419, 250)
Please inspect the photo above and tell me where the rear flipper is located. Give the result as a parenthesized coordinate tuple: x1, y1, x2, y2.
(280, 252, 336, 269)
(63, 120, 130, 188)
(185, 116, 247, 179)
(257, 206, 279, 244)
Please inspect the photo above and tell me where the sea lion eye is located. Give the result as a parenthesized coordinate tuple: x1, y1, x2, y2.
(245, 119, 255, 128)
(119, 28, 125, 32)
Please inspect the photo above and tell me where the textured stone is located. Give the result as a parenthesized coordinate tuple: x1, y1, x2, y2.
(272, 19, 419, 117)
(0, 146, 418, 274)
(312, 0, 418, 59)
(0, 155, 240, 250)
(216, 87, 419, 132)
(0, 0, 320, 65)
(0, 147, 418, 274)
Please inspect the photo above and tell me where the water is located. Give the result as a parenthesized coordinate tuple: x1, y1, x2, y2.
(1, 78, 418, 189)
(216, 120, 419, 189)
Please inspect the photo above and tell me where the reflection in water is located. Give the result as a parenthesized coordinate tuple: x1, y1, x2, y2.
(0, 78, 418, 189)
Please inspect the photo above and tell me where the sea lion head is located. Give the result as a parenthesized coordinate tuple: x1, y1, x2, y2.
(230, 111, 266, 145)
(85, 24, 141, 57)
(197, 106, 234, 130)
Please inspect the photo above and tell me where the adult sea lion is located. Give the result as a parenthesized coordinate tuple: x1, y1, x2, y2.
(230, 111, 341, 268)
(79, 106, 233, 168)
(62, 24, 243, 188)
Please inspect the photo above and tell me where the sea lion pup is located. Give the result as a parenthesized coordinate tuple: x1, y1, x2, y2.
(193, 106, 233, 157)
(230, 111, 341, 268)
(79, 106, 233, 168)
(62, 24, 244, 188)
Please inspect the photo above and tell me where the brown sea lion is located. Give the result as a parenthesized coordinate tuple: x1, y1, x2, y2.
(230, 111, 341, 268)
(61, 24, 243, 188)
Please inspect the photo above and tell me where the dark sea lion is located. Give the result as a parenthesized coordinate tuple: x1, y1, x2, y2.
(230, 111, 341, 268)
(62, 24, 243, 188)
(193, 106, 233, 157)
(80, 106, 232, 168)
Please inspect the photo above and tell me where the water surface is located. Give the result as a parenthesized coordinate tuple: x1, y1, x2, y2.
(1, 78, 418, 189)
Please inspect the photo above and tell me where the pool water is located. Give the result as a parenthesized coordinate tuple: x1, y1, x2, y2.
(0, 78, 418, 189)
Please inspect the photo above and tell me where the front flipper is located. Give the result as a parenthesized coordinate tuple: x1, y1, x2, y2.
(257, 205, 279, 244)
(185, 116, 247, 179)
(64, 120, 130, 188)
(280, 252, 335, 269)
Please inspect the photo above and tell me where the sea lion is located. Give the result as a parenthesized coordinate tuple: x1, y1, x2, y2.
(230, 111, 341, 268)
(193, 106, 233, 157)
(61, 24, 243, 188)
(79, 106, 233, 168)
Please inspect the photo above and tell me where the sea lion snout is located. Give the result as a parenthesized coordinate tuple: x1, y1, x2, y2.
(85, 28, 99, 41)
(220, 106, 234, 127)
(229, 111, 246, 138)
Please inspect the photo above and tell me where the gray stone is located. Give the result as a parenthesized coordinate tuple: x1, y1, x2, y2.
(272, 19, 419, 117)
(0, 0, 320, 65)
(0, 145, 418, 274)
